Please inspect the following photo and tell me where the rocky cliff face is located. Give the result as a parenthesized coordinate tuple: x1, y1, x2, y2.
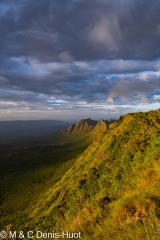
(59, 118, 116, 136)
(59, 118, 98, 135)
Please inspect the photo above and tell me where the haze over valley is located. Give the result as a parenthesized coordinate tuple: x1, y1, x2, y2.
(0, 120, 71, 140)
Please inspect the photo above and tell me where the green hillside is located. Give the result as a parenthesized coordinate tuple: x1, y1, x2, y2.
(0, 131, 94, 231)
(2, 110, 160, 239)
(23, 110, 160, 239)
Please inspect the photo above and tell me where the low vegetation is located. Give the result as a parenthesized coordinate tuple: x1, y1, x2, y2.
(0, 132, 93, 230)
(1, 110, 160, 239)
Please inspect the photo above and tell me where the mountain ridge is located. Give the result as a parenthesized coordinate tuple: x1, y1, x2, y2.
(59, 118, 98, 135)
(59, 118, 115, 136)
(26, 109, 160, 239)
(2, 110, 160, 239)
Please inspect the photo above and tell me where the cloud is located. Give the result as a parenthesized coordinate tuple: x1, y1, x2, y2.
(109, 81, 129, 98)
(1, 0, 160, 62)
(107, 97, 114, 104)
(108, 75, 156, 104)
(140, 96, 154, 103)
(89, 15, 121, 48)
(1, 0, 160, 119)
(58, 51, 74, 62)
(0, 58, 160, 109)
(139, 73, 150, 81)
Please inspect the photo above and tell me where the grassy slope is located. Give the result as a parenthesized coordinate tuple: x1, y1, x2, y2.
(25, 110, 160, 239)
(0, 132, 94, 229)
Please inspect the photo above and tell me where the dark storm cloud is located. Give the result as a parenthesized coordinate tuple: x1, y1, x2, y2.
(1, 0, 160, 117)
(0, 59, 159, 103)
(1, 0, 160, 61)
(1, 60, 160, 106)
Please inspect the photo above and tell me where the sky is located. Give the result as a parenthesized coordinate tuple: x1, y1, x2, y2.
(0, 0, 160, 121)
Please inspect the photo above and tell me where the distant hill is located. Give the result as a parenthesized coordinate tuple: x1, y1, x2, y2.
(59, 118, 115, 136)
(59, 118, 98, 135)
